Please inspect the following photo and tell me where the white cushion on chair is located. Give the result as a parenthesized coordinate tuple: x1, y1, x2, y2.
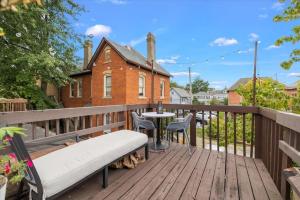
(32, 130, 148, 198)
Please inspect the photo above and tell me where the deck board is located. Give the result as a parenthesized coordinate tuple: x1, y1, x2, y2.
(56, 143, 281, 200)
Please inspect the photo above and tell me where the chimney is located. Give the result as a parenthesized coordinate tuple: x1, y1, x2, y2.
(147, 32, 156, 63)
(83, 40, 93, 70)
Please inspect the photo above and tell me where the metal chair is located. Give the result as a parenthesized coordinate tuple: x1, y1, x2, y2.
(131, 112, 157, 146)
(166, 113, 193, 155)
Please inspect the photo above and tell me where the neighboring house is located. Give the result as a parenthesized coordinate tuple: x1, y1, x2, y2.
(61, 32, 171, 109)
(170, 87, 192, 104)
(227, 78, 252, 105)
(285, 81, 299, 97)
(194, 90, 227, 105)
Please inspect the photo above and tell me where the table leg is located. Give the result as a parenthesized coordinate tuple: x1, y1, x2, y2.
(156, 118, 161, 146)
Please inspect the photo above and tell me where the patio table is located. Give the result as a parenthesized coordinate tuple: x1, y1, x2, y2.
(142, 112, 175, 150)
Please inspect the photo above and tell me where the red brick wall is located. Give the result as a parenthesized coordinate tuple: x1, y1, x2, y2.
(91, 44, 127, 106)
(61, 42, 170, 108)
(228, 91, 242, 105)
(61, 74, 92, 108)
(125, 65, 170, 105)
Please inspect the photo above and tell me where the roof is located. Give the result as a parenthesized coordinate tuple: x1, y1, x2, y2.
(171, 87, 191, 98)
(228, 78, 252, 91)
(86, 37, 171, 77)
(228, 77, 270, 91)
(70, 70, 92, 77)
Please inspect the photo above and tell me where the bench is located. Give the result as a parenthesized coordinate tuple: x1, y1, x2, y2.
(9, 130, 149, 200)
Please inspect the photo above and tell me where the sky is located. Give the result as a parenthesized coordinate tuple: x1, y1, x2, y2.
(71, 0, 300, 89)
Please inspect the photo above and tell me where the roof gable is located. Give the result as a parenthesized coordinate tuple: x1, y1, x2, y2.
(87, 37, 171, 77)
(171, 87, 191, 97)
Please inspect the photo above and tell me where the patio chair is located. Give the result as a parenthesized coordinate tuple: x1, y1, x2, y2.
(131, 112, 157, 145)
(166, 113, 193, 155)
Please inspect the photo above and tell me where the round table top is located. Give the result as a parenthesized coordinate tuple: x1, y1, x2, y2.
(142, 112, 175, 118)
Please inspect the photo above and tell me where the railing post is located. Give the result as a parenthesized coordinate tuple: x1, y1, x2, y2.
(255, 114, 263, 159)
(190, 110, 196, 146)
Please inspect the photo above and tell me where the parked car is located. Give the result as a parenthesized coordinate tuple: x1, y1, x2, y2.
(196, 111, 216, 125)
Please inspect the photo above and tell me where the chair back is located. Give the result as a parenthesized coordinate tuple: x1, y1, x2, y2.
(9, 134, 43, 195)
(131, 112, 140, 131)
(183, 113, 193, 130)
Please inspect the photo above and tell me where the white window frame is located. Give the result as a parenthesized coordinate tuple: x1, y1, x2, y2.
(77, 78, 83, 98)
(160, 80, 165, 98)
(69, 81, 75, 98)
(104, 74, 112, 97)
(138, 75, 146, 97)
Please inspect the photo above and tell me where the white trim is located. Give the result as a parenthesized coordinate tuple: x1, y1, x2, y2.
(104, 74, 112, 98)
(69, 82, 75, 98)
(138, 75, 146, 97)
(160, 80, 165, 98)
(77, 78, 83, 98)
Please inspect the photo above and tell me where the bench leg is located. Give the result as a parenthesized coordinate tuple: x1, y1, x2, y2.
(145, 144, 149, 160)
(102, 166, 108, 188)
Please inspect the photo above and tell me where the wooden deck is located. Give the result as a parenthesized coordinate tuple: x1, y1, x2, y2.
(57, 143, 282, 200)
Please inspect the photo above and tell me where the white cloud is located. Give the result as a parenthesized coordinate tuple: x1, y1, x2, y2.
(157, 56, 180, 65)
(98, 0, 127, 5)
(272, 2, 284, 10)
(220, 61, 253, 66)
(210, 37, 238, 46)
(210, 81, 228, 85)
(237, 48, 254, 54)
(171, 72, 200, 77)
(249, 33, 259, 42)
(265, 44, 280, 50)
(85, 24, 112, 37)
(258, 14, 268, 19)
(288, 73, 300, 77)
(129, 36, 146, 46)
(128, 28, 167, 47)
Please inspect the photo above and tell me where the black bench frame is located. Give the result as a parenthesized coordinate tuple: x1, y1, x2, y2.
(9, 134, 149, 200)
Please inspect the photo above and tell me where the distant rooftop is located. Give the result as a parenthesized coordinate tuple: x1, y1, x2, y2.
(171, 87, 191, 98)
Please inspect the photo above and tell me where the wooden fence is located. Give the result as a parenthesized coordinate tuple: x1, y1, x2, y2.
(0, 98, 27, 112)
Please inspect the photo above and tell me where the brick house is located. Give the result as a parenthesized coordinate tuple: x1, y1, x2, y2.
(60, 32, 171, 109)
(227, 78, 251, 105)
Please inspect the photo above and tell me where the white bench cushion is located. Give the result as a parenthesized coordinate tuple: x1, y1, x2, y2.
(32, 130, 148, 198)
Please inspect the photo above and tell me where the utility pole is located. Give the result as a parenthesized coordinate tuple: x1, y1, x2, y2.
(252, 41, 258, 106)
(189, 67, 193, 104)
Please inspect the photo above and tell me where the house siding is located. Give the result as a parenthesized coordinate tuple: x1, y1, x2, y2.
(228, 91, 242, 105)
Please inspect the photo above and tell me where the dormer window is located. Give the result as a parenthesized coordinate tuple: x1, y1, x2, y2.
(104, 46, 111, 62)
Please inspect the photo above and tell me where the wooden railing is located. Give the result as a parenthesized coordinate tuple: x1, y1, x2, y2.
(1, 103, 300, 198)
(257, 107, 300, 199)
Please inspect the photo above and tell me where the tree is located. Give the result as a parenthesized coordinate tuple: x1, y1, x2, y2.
(273, 0, 300, 69)
(0, 1, 84, 109)
(185, 77, 209, 93)
(170, 81, 184, 89)
(236, 78, 290, 110)
(291, 81, 300, 113)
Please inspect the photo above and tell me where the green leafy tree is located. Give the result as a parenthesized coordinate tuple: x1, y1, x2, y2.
(170, 81, 184, 89)
(185, 77, 209, 93)
(291, 81, 300, 113)
(273, 0, 300, 69)
(236, 78, 290, 110)
(0, 1, 84, 109)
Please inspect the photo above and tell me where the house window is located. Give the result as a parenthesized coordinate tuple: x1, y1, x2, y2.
(77, 78, 83, 98)
(160, 81, 165, 98)
(104, 74, 112, 97)
(139, 75, 145, 97)
(104, 46, 111, 62)
(69, 81, 75, 97)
